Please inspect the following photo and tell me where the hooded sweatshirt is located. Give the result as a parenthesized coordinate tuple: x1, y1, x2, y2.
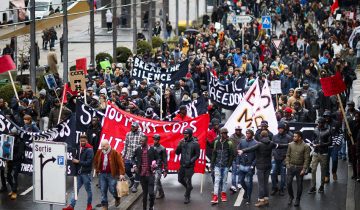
(77, 143, 94, 174)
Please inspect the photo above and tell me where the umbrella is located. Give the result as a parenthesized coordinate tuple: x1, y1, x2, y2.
(184, 29, 200, 34)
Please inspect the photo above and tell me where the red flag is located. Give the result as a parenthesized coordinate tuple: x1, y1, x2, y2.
(320, 72, 346, 96)
(76, 58, 87, 75)
(330, 0, 339, 14)
(0, 55, 16, 74)
(61, 84, 69, 104)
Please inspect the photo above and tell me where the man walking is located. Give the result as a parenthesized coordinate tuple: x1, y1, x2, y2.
(153, 134, 168, 199)
(133, 136, 159, 210)
(308, 117, 331, 194)
(271, 123, 292, 196)
(210, 128, 234, 204)
(94, 140, 125, 210)
(229, 126, 245, 193)
(63, 135, 94, 210)
(286, 131, 311, 207)
(123, 122, 144, 193)
(175, 128, 200, 204)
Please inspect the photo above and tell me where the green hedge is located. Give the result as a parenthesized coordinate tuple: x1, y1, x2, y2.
(152, 36, 163, 49)
(137, 40, 152, 55)
(0, 83, 21, 104)
(116, 46, 132, 63)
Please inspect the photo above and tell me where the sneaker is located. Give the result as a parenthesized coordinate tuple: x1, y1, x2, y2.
(318, 186, 324, 193)
(254, 199, 267, 207)
(211, 194, 219, 204)
(62, 205, 74, 210)
(86, 204, 93, 210)
(333, 173, 338, 181)
(270, 188, 278, 196)
(230, 186, 237, 193)
(237, 184, 242, 190)
(308, 187, 316, 194)
(324, 176, 330, 184)
(221, 192, 227, 202)
(184, 196, 190, 204)
(8, 192, 13, 197)
(288, 198, 293, 205)
(156, 193, 165, 199)
(279, 189, 285, 196)
(294, 199, 300, 207)
(10, 192, 17, 200)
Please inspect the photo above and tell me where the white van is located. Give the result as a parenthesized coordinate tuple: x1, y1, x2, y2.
(26, 0, 53, 19)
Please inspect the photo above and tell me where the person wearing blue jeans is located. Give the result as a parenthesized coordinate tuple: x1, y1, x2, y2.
(229, 126, 245, 192)
(271, 160, 287, 195)
(236, 129, 257, 205)
(93, 140, 125, 210)
(63, 135, 94, 210)
(326, 125, 343, 181)
(210, 128, 234, 205)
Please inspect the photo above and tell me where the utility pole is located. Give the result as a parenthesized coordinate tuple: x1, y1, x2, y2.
(196, 0, 199, 20)
(186, 0, 189, 28)
(132, 0, 137, 54)
(175, 0, 178, 35)
(63, 0, 69, 83)
(90, 0, 95, 66)
(112, 0, 117, 63)
(30, 0, 36, 91)
(148, 0, 153, 44)
(162, 0, 166, 40)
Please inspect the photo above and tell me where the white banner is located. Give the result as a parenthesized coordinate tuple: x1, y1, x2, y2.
(224, 79, 278, 135)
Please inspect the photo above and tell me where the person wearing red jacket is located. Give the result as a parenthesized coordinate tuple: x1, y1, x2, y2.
(173, 105, 192, 122)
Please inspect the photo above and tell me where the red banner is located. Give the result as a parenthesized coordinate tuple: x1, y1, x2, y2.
(0, 55, 16, 74)
(100, 103, 210, 173)
(76, 58, 87, 75)
(320, 72, 346, 96)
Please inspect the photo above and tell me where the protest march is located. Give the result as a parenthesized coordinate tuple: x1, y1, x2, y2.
(0, 0, 360, 210)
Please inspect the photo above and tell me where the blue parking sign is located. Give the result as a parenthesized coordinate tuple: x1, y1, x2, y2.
(57, 156, 64, 166)
(262, 16, 271, 29)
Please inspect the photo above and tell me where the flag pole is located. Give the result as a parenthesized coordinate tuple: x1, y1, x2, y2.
(336, 94, 354, 145)
(200, 173, 204, 194)
(58, 86, 66, 124)
(160, 85, 163, 120)
(8, 71, 19, 101)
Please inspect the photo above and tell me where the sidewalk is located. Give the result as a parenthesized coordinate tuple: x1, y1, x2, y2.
(346, 64, 360, 210)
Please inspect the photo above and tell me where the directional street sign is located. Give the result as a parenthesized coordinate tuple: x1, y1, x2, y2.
(33, 141, 67, 205)
(262, 16, 271, 29)
(236, 15, 254, 24)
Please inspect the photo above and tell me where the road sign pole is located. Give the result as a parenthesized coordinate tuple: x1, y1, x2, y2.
(50, 204, 53, 210)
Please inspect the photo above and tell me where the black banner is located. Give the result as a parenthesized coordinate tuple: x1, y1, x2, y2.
(0, 113, 78, 175)
(75, 100, 104, 133)
(132, 56, 188, 87)
(287, 122, 317, 141)
(208, 73, 247, 110)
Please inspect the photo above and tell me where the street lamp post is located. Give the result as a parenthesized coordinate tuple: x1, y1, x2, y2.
(112, 0, 117, 63)
(90, 0, 95, 66)
(132, 0, 137, 54)
(63, 0, 69, 83)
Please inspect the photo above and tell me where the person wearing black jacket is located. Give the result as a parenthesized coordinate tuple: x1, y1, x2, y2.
(175, 128, 200, 204)
(153, 134, 168, 199)
(308, 117, 331, 194)
(6, 128, 25, 200)
(271, 123, 292, 196)
(63, 135, 94, 210)
(86, 116, 102, 155)
(38, 89, 52, 131)
(238, 130, 288, 207)
(255, 121, 274, 141)
(132, 136, 159, 210)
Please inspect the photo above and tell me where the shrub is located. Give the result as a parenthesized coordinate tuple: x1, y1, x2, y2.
(168, 35, 179, 46)
(95, 52, 113, 70)
(137, 40, 152, 55)
(152, 36, 163, 49)
(116, 46, 132, 63)
(36, 73, 47, 91)
(0, 83, 21, 104)
(69, 65, 76, 71)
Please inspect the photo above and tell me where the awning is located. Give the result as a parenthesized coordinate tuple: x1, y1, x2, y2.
(0, 0, 90, 40)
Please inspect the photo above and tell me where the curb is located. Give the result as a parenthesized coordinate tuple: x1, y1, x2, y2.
(346, 165, 355, 210)
(119, 188, 143, 210)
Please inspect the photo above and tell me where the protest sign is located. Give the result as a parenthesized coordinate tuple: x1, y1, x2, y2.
(0, 135, 14, 160)
(270, 80, 282, 94)
(100, 60, 111, 70)
(100, 103, 209, 173)
(76, 57, 88, 75)
(132, 56, 188, 87)
(69, 70, 86, 91)
(44, 74, 58, 90)
(208, 73, 247, 110)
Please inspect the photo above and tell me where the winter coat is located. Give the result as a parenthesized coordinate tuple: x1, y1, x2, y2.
(76, 143, 94, 174)
(132, 146, 159, 176)
(93, 149, 125, 178)
(272, 133, 292, 160)
(175, 137, 200, 168)
(237, 138, 257, 166)
(312, 127, 331, 154)
(211, 138, 234, 168)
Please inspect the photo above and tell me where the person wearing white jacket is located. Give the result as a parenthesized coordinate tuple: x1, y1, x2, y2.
(106, 9, 113, 31)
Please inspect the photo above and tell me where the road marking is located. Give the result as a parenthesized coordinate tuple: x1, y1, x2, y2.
(20, 186, 33, 196)
(234, 189, 244, 206)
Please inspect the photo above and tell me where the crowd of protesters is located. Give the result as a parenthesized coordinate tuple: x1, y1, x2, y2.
(0, 0, 360, 209)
